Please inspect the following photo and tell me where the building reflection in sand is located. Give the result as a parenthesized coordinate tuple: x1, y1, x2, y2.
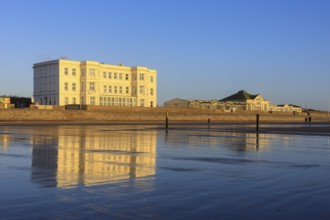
(30, 126, 157, 188)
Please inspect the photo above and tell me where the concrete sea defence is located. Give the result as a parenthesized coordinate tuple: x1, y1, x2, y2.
(0, 106, 329, 123)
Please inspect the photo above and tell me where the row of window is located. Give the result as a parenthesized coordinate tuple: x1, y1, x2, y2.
(99, 97, 137, 107)
(64, 68, 76, 76)
(40, 82, 56, 92)
(38, 67, 57, 78)
(39, 82, 154, 96)
(37, 96, 153, 107)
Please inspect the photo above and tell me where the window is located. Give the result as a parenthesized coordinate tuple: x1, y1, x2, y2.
(103, 85, 107, 93)
(90, 69, 95, 76)
(45, 83, 47, 91)
(140, 74, 144, 80)
(150, 88, 154, 95)
(72, 68, 76, 76)
(109, 86, 112, 93)
(103, 72, 106, 78)
(125, 74, 129, 80)
(53, 97, 56, 105)
(53, 82, 56, 91)
(64, 82, 68, 91)
(72, 83, 76, 91)
(53, 68, 56, 76)
(49, 82, 51, 91)
(119, 73, 122, 80)
(140, 86, 145, 94)
(108, 72, 112, 79)
(64, 68, 68, 75)
(150, 76, 154, 83)
(100, 97, 103, 106)
(64, 97, 69, 105)
(114, 86, 118, 93)
(40, 83, 42, 92)
(90, 96, 95, 105)
(114, 73, 117, 79)
(72, 97, 76, 104)
(48, 68, 51, 77)
(140, 99, 145, 107)
(89, 82, 95, 91)
(126, 87, 129, 94)
(119, 86, 123, 93)
(150, 101, 153, 107)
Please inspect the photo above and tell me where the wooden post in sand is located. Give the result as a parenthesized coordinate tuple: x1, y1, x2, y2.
(166, 112, 169, 129)
(256, 114, 260, 132)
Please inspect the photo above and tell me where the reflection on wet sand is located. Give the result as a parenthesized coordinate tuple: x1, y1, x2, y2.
(165, 127, 294, 153)
(30, 126, 157, 188)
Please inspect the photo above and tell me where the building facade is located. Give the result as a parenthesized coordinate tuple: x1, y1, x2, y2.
(164, 90, 303, 113)
(33, 59, 157, 107)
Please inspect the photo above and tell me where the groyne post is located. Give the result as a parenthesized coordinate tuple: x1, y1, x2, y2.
(256, 114, 260, 132)
(166, 112, 169, 129)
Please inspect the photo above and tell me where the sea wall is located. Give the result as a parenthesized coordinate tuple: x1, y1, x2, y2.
(1, 107, 329, 123)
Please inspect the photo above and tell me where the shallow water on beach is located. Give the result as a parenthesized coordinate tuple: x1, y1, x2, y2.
(0, 124, 330, 220)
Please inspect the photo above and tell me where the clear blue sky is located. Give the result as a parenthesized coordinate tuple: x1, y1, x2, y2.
(0, 0, 329, 110)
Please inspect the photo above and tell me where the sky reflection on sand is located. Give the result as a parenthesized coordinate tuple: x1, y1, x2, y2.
(0, 125, 330, 219)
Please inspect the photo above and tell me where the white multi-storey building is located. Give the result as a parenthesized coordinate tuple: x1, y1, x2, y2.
(33, 59, 157, 107)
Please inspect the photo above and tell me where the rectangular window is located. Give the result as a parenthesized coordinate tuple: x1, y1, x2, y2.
(64, 97, 69, 105)
(114, 73, 117, 79)
(40, 83, 42, 92)
(125, 74, 129, 80)
(150, 76, 154, 83)
(108, 72, 112, 79)
(54, 97, 56, 105)
(72, 97, 76, 104)
(114, 86, 118, 93)
(89, 82, 95, 91)
(49, 82, 51, 91)
(53, 67, 56, 76)
(150, 88, 154, 95)
(72, 83, 76, 91)
(64, 82, 68, 91)
(103, 85, 107, 93)
(119, 86, 122, 93)
(48, 68, 51, 77)
(53, 82, 56, 91)
(126, 87, 129, 94)
(90, 96, 95, 105)
(103, 72, 106, 78)
(64, 68, 68, 75)
(140, 99, 145, 107)
(100, 97, 103, 106)
(119, 73, 122, 80)
(109, 86, 112, 93)
(140, 74, 144, 80)
(140, 86, 145, 94)
(90, 69, 95, 76)
(72, 68, 76, 76)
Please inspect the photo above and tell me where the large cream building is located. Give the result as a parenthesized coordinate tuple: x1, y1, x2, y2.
(33, 59, 157, 107)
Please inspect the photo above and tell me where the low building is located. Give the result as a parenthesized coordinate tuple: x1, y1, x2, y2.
(269, 104, 303, 114)
(0, 97, 14, 109)
(164, 90, 302, 113)
(164, 98, 190, 108)
(220, 90, 270, 111)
